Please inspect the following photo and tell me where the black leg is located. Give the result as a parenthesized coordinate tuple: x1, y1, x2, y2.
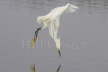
(34, 27, 42, 38)
(58, 50, 61, 57)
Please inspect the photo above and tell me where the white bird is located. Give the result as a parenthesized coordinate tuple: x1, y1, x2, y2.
(37, 3, 78, 56)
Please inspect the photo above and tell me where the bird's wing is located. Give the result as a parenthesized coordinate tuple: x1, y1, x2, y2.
(48, 18, 61, 51)
(47, 6, 67, 19)
(48, 18, 60, 40)
(48, 20, 54, 39)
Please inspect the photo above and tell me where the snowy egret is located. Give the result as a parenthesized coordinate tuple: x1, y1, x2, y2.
(37, 3, 78, 56)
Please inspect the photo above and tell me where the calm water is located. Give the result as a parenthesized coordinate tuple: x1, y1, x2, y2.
(0, 0, 108, 72)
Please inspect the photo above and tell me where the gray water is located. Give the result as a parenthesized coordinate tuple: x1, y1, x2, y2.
(0, 0, 108, 72)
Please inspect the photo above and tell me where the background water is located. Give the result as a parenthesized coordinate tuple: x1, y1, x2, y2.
(0, 0, 108, 72)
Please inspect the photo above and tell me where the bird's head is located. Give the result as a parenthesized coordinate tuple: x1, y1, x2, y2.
(66, 3, 79, 13)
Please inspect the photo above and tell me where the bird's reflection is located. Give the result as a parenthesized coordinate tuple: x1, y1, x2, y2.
(30, 64, 62, 72)
(30, 64, 37, 72)
(56, 64, 62, 72)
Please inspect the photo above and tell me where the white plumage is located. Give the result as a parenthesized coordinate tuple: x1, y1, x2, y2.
(37, 3, 78, 56)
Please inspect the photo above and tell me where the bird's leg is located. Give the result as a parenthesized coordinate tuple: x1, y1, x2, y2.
(31, 34, 36, 48)
(34, 26, 42, 41)
(55, 38, 61, 56)
(58, 49, 61, 56)
(34, 27, 42, 38)
(31, 27, 42, 48)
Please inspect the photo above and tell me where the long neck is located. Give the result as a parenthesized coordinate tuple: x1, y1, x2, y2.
(62, 3, 70, 13)
(65, 3, 70, 8)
